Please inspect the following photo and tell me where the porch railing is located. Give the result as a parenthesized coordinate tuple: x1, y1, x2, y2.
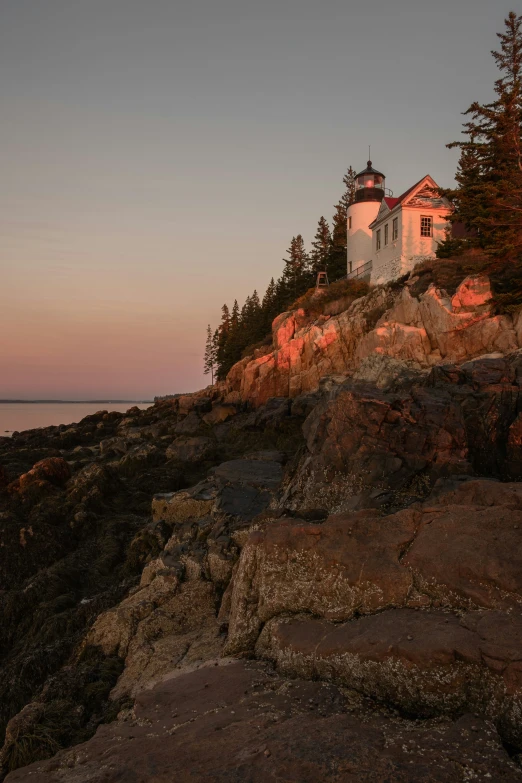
(345, 260, 372, 281)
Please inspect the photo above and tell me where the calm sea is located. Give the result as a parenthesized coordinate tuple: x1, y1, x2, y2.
(0, 402, 153, 437)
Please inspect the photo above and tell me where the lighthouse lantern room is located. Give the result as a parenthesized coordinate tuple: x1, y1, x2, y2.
(354, 161, 386, 202)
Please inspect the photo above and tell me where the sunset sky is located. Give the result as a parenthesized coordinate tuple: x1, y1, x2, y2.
(0, 0, 514, 399)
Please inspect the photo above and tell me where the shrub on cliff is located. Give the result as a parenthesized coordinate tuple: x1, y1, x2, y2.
(411, 249, 522, 313)
(291, 278, 369, 315)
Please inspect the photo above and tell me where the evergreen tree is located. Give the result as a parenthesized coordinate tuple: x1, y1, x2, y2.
(447, 12, 522, 253)
(212, 328, 220, 370)
(240, 295, 251, 325)
(230, 299, 240, 328)
(261, 277, 279, 332)
(328, 202, 349, 282)
(215, 304, 231, 380)
(341, 165, 357, 210)
(262, 278, 276, 310)
(215, 300, 241, 381)
(436, 228, 468, 259)
(445, 137, 488, 244)
(203, 324, 217, 384)
(310, 216, 333, 275)
(327, 165, 357, 281)
(280, 235, 310, 303)
(239, 290, 262, 347)
(331, 200, 348, 254)
(248, 289, 262, 337)
(219, 303, 230, 333)
(223, 299, 242, 374)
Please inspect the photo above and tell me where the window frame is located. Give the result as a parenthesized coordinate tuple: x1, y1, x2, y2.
(420, 215, 433, 238)
(392, 217, 398, 241)
(384, 223, 389, 246)
(376, 229, 381, 251)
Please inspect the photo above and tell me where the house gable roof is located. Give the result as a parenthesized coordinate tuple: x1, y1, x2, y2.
(369, 175, 450, 229)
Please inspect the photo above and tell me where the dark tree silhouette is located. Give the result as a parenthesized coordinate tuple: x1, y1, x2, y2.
(447, 12, 522, 254)
(310, 216, 333, 276)
(203, 324, 217, 383)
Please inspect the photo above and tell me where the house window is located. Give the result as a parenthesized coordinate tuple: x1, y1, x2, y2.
(392, 217, 398, 241)
(420, 216, 433, 237)
(348, 216, 352, 230)
(376, 229, 381, 251)
(384, 223, 389, 246)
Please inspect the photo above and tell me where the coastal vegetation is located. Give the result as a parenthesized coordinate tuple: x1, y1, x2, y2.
(441, 11, 522, 257)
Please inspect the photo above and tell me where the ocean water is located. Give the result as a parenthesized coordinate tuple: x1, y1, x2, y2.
(0, 402, 153, 436)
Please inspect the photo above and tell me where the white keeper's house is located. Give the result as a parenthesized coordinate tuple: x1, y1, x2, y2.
(346, 161, 452, 285)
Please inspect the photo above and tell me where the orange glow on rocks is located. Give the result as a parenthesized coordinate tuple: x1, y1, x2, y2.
(225, 276, 522, 408)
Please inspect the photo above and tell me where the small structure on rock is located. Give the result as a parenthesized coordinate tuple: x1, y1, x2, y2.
(347, 160, 452, 286)
(314, 270, 330, 295)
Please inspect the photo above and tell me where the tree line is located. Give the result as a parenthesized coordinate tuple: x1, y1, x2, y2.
(441, 11, 522, 257)
(204, 166, 357, 381)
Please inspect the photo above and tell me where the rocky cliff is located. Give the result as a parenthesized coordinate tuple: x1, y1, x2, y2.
(4, 264, 522, 781)
(225, 272, 522, 406)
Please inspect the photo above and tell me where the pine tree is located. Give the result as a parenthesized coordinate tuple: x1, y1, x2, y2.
(261, 277, 278, 332)
(237, 289, 262, 347)
(328, 202, 349, 282)
(219, 303, 230, 333)
(331, 200, 348, 254)
(217, 304, 231, 353)
(248, 290, 262, 338)
(280, 235, 310, 303)
(203, 324, 217, 384)
(217, 299, 242, 379)
(215, 304, 231, 380)
(489, 12, 522, 251)
(310, 216, 333, 276)
(327, 165, 357, 281)
(212, 328, 220, 372)
(230, 299, 240, 328)
(447, 12, 522, 253)
(342, 165, 357, 210)
(262, 278, 276, 313)
(240, 295, 251, 325)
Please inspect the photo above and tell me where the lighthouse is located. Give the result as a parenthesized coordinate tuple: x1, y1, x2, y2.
(346, 161, 386, 276)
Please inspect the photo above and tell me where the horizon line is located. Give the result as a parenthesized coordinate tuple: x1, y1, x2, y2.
(0, 399, 154, 404)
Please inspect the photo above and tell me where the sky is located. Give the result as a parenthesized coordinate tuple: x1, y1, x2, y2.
(0, 0, 516, 399)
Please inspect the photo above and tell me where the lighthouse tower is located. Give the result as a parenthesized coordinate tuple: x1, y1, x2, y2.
(347, 161, 386, 275)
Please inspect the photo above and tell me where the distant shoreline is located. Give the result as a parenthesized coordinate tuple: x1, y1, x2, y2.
(0, 400, 153, 405)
